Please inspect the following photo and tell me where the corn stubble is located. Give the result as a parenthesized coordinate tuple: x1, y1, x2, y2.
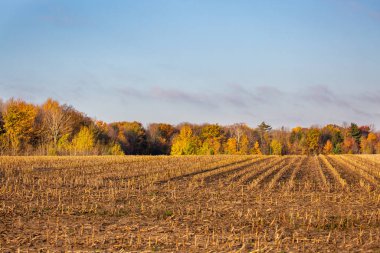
(0, 155, 380, 252)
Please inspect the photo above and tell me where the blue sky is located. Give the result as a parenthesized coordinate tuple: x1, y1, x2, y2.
(1, 0, 380, 128)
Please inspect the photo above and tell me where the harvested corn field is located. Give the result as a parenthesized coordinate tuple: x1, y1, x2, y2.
(1, 155, 380, 252)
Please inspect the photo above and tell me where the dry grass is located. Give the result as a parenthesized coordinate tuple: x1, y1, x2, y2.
(1, 155, 380, 252)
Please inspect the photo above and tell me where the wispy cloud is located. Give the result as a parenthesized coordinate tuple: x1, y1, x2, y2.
(254, 85, 285, 104)
(117, 86, 215, 107)
(222, 84, 253, 107)
(118, 86, 146, 99)
(355, 90, 380, 105)
(151, 86, 213, 106)
(222, 84, 285, 107)
(117, 84, 288, 109)
(115, 83, 380, 126)
(0, 81, 48, 101)
(298, 85, 349, 107)
(118, 84, 350, 108)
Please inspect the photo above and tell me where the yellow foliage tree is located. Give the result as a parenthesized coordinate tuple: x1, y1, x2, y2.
(170, 125, 200, 155)
(239, 134, 250, 154)
(361, 133, 377, 154)
(306, 128, 321, 154)
(252, 141, 262, 155)
(367, 132, 377, 142)
(323, 140, 333, 154)
(199, 138, 221, 155)
(57, 133, 72, 155)
(199, 124, 223, 155)
(71, 126, 95, 155)
(3, 99, 38, 153)
(109, 142, 124, 155)
(270, 139, 282, 155)
(225, 138, 237, 154)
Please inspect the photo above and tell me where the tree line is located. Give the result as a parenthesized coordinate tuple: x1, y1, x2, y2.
(0, 98, 379, 156)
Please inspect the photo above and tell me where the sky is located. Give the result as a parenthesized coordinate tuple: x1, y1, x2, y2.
(0, 0, 380, 129)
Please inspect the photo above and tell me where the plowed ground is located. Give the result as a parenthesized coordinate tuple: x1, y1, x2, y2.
(1, 155, 380, 252)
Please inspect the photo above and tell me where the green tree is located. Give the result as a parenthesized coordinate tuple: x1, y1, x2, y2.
(333, 143, 342, 154)
(258, 122, 272, 154)
(349, 123, 361, 145)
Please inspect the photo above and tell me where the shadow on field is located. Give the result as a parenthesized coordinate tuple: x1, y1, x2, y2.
(201, 158, 273, 183)
(156, 158, 253, 184)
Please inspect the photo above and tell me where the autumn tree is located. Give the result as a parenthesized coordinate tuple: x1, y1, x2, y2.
(199, 124, 224, 155)
(306, 128, 321, 155)
(171, 125, 200, 155)
(239, 134, 250, 154)
(252, 141, 262, 155)
(367, 132, 378, 143)
(271, 127, 290, 155)
(342, 137, 356, 154)
(200, 124, 223, 140)
(289, 126, 306, 154)
(41, 98, 74, 152)
(71, 126, 95, 155)
(111, 121, 147, 155)
(376, 142, 380, 154)
(230, 123, 245, 145)
(290, 126, 303, 142)
(2, 96, 380, 156)
(57, 133, 72, 155)
(270, 139, 282, 155)
(109, 142, 124, 155)
(359, 125, 370, 138)
(224, 138, 238, 154)
(93, 121, 112, 145)
(323, 140, 333, 154)
(360, 132, 377, 154)
(199, 138, 221, 155)
(2, 99, 38, 153)
(147, 123, 176, 155)
(321, 125, 343, 152)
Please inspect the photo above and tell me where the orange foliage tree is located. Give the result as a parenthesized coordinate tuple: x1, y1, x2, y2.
(2, 99, 38, 153)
